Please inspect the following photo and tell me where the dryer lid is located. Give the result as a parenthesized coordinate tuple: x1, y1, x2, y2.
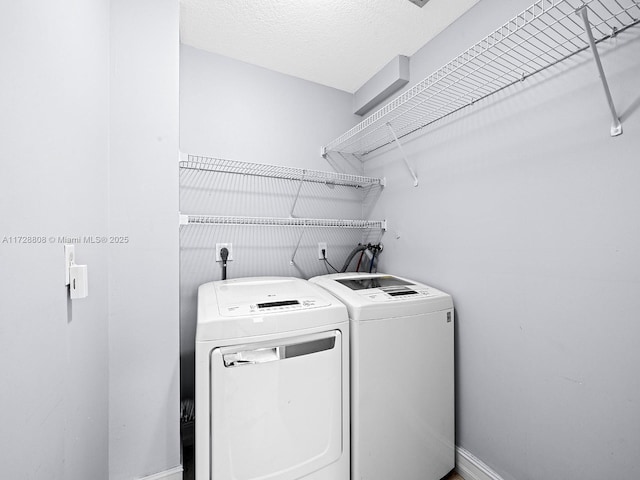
(309, 273, 453, 321)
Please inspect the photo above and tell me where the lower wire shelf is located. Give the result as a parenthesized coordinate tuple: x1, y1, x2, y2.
(179, 214, 387, 230)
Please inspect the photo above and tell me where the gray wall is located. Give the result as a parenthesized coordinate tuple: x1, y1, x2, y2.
(0, 1, 110, 479)
(180, 46, 359, 172)
(0, 1, 181, 479)
(109, 0, 181, 478)
(178, 45, 371, 398)
(366, 1, 640, 478)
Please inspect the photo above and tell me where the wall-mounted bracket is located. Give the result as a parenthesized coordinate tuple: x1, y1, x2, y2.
(386, 123, 418, 187)
(577, 6, 622, 137)
(289, 171, 306, 218)
(289, 229, 305, 266)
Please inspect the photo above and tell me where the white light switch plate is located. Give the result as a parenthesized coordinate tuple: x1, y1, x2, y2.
(64, 244, 75, 285)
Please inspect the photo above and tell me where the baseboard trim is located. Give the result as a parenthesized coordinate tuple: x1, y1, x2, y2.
(136, 465, 183, 480)
(456, 447, 504, 480)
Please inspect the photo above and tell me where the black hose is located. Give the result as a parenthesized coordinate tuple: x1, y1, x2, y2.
(340, 244, 368, 272)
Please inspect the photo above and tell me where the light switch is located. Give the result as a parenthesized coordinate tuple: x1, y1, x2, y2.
(70, 264, 88, 299)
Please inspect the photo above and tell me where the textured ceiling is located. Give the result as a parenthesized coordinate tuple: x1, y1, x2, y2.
(180, 0, 479, 93)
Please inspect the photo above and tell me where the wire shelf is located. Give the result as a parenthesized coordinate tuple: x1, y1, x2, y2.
(180, 214, 387, 230)
(323, 0, 640, 157)
(180, 154, 384, 188)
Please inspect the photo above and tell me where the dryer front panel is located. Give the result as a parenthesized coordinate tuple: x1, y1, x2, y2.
(209, 330, 343, 480)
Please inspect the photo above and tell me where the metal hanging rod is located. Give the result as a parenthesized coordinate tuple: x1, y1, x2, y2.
(322, 0, 640, 157)
(180, 154, 384, 188)
(179, 214, 387, 230)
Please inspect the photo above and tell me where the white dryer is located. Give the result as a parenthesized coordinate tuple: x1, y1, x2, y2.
(195, 276, 350, 480)
(310, 273, 454, 480)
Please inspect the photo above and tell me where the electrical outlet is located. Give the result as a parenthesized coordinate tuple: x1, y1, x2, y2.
(215, 243, 233, 262)
(317, 242, 327, 260)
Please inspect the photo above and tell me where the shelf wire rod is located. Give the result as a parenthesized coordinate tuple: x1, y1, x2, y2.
(327, 0, 556, 152)
(524, 13, 585, 54)
(380, 9, 578, 137)
(612, 0, 639, 24)
(585, 1, 619, 34)
(289, 229, 305, 265)
(386, 123, 418, 187)
(587, 1, 640, 35)
(502, 8, 588, 63)
(289, 170, 306, 218)
(182, 215, 387, 230)
(543, 6, 589, 44)
(391, 7, 615, 140)
(391, 43, 556, 138)
(501, 25, 563, 68)
(577, 5, 623, 136)
(180, 156, 382, 188)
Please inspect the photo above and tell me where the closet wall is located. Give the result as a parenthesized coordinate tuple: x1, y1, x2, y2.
(1, 1, 181, 479)
(109, 0, 180, 479)
(362, 0, 640, 478)
(0, 1, 110, 478)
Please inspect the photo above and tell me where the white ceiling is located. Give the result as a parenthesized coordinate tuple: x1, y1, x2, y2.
(180, 0, 480, 93)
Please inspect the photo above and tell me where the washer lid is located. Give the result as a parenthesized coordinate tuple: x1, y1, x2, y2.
(197, 276, 347, 341)
(309, 272, 453, 321)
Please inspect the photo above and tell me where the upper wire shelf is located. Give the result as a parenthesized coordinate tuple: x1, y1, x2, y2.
(180, 154, 384, 188)
(322, 0, 640, 157)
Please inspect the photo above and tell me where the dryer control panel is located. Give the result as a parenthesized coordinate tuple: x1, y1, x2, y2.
(222, 296, 325, 317)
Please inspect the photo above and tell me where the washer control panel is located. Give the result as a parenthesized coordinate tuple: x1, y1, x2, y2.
(363, 286, 434, 302)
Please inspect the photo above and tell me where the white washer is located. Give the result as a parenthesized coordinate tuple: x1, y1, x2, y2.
(195, 276, 350, 480)
(310, 273, 454, 480)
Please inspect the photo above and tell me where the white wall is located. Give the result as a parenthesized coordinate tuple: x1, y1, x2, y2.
(0, 1, 180, 479)
(109, 0, 181, 479)
(366, 1, 640, 478)
(178, 45, 368, 398)
(180, 45, 360, 171)
(0, 1, 110, 479)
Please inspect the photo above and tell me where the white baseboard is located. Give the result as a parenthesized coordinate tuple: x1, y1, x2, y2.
(456, 447, 504, 480)
(136, 465, 183, 480)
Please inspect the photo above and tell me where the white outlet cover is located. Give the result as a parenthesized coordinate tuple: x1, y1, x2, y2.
(215, 243, 233, 262)
(317, 242, 327, 260)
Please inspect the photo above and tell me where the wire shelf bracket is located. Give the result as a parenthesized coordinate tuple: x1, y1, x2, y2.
(289, 229, 306, 266)
(577, 5, 623, 136)
(290, 171, 306, 217)
(387, 123, 419, 186)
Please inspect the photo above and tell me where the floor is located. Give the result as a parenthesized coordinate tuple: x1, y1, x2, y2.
(445, 473, 466, 480)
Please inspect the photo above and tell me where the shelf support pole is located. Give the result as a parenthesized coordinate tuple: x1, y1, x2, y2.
(577, 6, 622, 137)
(386, 123, 418, 186)
(289, 229, 305, 266)
(289, 171, 306, 217)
